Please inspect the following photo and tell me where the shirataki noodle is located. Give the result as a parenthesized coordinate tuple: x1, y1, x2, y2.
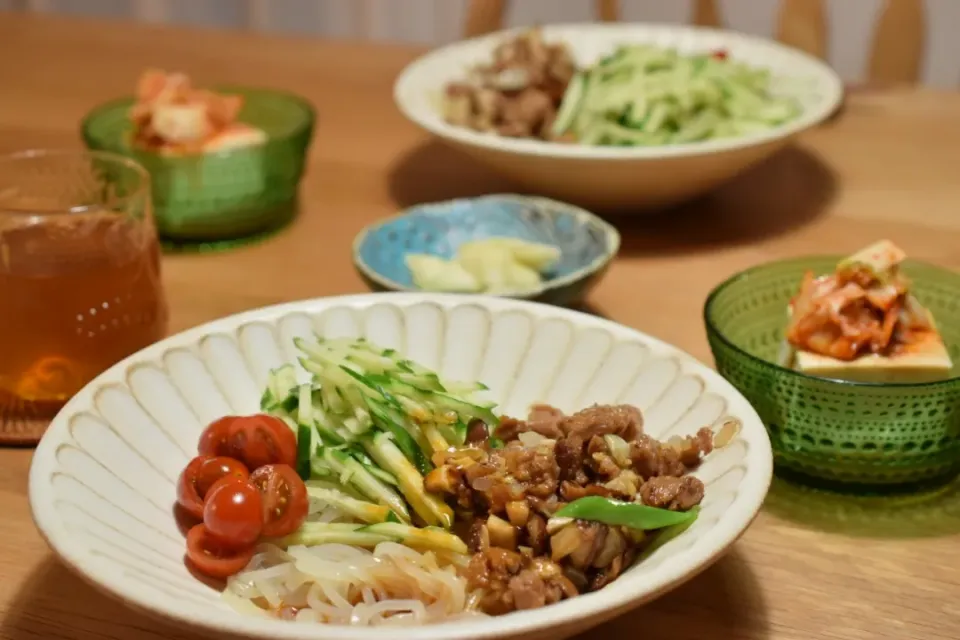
(223, 542, 484, 625)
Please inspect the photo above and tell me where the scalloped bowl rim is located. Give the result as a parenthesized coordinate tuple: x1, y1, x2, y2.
(704, 254, 960, 389)
(394, 23, 844, 161)
(352, 195, 621, 298)
(30, 292, 772, 640)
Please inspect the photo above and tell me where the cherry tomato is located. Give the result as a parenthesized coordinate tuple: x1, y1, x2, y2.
(185, 523, 255, 579)
(203, 477, 263, 549)
(249, 464, 309, 537)
(177, 455, 249, 520)
(712, 49, 728, 60)
(197, 416, 235, 456)
(198, 414, 297, 470)
(195, 456, 249, 498)
(177, 455, 212, 519)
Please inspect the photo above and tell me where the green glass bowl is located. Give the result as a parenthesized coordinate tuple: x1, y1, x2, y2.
(704, 256, 960, 488)
(81, 87, 314, 241)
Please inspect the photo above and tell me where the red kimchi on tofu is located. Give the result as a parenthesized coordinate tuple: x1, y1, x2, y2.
(784, 240, 953, 383)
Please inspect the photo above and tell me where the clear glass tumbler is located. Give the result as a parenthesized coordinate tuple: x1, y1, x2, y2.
(0, 150, 168, 443)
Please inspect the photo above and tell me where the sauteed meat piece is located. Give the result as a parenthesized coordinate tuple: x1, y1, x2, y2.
(429, 403, 719, 614)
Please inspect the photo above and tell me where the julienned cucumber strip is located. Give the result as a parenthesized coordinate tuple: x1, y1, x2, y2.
(276, 522, 394, 548)
(280, 522, 467, 554)
(364, 431, 453, 529)
(296, 382, 345, 445)
(551, 71, 586, 137)
(295, 423, 312, 480)
(320, 447, 410, 523)
(364, 395, 432, 475)
(265, 336, 501, 532)
(261, 364, 299, 412)
(305, 486, 394, 524)
(305, 360, 434, 472)
(340, 444, 401, 487)
(356, 522, 468, 554)
(366, 373, 497, 440)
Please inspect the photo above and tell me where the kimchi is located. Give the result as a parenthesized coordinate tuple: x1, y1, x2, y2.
(785, 241, 937, 361)
(128, 69, 264, 155)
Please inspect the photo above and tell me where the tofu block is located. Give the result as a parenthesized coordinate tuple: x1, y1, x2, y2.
(794, 331, 953, 383)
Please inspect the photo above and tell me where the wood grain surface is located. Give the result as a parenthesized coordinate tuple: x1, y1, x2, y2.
(1, 12, 959, 640)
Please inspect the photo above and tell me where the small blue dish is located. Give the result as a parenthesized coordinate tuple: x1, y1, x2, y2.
(353, 195, 620, 306)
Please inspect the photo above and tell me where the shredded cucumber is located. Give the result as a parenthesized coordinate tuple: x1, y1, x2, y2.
(305, 486, 395, 524)
(278, 521, 467, 554)
(552, 44, 802, 146)
(260, 337, 498, 532)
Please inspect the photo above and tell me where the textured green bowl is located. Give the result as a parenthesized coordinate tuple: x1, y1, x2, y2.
(81, 87, 314, 241)
(704, 256, 960, 488)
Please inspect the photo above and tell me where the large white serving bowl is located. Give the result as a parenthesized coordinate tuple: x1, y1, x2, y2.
(394, 23, 843, 212)
(29, 293, 772, 640)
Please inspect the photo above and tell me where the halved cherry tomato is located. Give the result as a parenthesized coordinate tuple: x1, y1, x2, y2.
(185, 523, 255, 579)
(198, 414, 297, 470)
(203, 477, 263, 549)
(177, 455, 212, 519)
(195, 456, 249, 497)
(249, 464, 309, 538)
(177, 455, 249, 520)
(197, 416, 236, 456)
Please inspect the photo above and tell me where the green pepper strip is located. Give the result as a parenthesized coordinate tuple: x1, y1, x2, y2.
(554, 496, 700, 530)
(635, 508, 700, 563)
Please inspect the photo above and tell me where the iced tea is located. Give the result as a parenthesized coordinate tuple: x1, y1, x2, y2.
(0, 151, 167, 429)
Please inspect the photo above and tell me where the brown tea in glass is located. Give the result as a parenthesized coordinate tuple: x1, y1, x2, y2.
(0, 150, 168, 442)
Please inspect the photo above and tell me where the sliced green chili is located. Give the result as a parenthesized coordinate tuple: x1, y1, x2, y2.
(554, 496, 700, 530)
(635, 508, 700, 562)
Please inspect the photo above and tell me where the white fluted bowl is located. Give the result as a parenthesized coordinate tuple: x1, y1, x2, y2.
(29, 293, 772, 640)
(394, 23, 843, 211)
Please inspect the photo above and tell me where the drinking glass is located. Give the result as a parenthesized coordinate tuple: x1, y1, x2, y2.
(0, 150, 168, 443)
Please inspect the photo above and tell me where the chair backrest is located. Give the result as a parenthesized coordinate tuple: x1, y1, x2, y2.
(463, 0, 925, 84)
(19, 0, 270, 27)
(13, 0, 927, 85)
(21, 0, 168, 21)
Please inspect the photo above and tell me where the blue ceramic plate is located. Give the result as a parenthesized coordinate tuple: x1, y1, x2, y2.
(353, 195, 620, 306)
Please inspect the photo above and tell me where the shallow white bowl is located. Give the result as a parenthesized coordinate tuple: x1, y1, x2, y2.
(394, 23, 843, 211)
(29, 293, 772, 640)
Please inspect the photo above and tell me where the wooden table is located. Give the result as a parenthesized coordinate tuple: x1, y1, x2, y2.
(2, 12, 960, 640)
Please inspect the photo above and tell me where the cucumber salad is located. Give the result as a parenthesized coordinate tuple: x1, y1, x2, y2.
(440, 28, 803, 147)
(552, 44, 802, 146)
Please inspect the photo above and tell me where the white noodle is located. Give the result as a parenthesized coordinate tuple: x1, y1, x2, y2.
(296, 608, 321, 623)
(225, 542, 481, 626)
(236, 563, 291, 583)
(255, 578, 283, 609)
(221, 589, 272, 618)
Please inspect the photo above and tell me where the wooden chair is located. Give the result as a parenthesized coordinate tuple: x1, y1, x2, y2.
(463, 0, 926, 85)
(15, 0, 925, 85)
(18, 0, 272, 29)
